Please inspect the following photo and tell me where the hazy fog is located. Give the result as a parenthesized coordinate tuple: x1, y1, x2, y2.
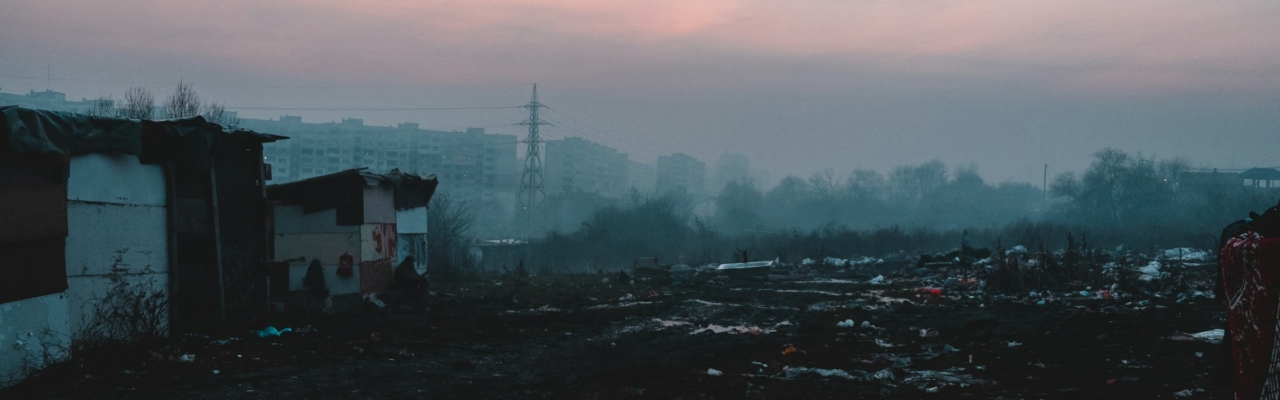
(3, 0, 1279, 183)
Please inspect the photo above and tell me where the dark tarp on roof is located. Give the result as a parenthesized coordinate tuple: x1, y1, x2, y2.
(0, 105, 286, 169)
(267, 168, 439, 215)
(1242, 168, 1280, 181)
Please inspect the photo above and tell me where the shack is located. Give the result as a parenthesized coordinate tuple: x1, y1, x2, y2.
(0, 106, 284, 387)
(265, 169, 437, 312)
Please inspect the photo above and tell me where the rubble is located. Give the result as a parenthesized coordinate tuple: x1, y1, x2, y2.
(4, 245, 1230, 399)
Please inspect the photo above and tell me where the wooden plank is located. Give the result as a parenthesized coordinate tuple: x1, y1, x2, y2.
(0, 185, 67, 244)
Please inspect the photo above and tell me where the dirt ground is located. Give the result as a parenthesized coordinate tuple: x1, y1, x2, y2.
(3, 261, 1231, 399)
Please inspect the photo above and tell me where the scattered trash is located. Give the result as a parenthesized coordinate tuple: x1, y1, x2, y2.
(692, 323, 783, 335)
(1168, 329, 1224, 344)
(1173, 389, 1194, 397)
(919, 328, 939, 338)
(784, 367, 860, 380)
(178, 354, 195, 363)
(1138, 261, 1167, 281)
(916, 287, 942, 297)
(782, 345, 806, 355)
(707, 368, 723, 376)
(869, 275, 887, 285)
(1164, 248, 1210, 261)
(257, 326, 292, 338)
(837, 319, 856, 328)
(902, 370, 995, 390)
(1007, 341, 1022, 347)
(365, 293, 387, 309)
(619, 293, 635, 301)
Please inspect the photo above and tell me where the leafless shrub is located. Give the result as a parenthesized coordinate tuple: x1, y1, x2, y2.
(201, 101, 240, 128)
(85, 95, 115, 117)
(118, 86, 154, 119)
(164, 80, 201, 119)
(3, 329, 70, 387)
(429, 192, 478, 281)
(74, 278, 169, 350)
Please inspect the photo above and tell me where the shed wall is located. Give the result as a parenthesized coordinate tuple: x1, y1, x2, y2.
(63, 155, 169, 341)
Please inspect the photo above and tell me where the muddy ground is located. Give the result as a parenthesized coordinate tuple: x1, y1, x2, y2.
(3, 262, 1230, 399)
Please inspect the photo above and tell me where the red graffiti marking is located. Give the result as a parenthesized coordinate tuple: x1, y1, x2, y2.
(370, 224, 397, 261)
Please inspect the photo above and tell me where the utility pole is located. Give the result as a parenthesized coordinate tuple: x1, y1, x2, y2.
(1043, 163, 1048, 210)
(518, 84, 549, 210)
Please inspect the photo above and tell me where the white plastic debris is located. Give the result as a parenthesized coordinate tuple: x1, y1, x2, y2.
(1138, 261, 1166, 281)
(823, 257, 850, 267)
(179, 354, 196, 362)
(868, 275, 887, 285)
(365, 293, 387, 309)
(785, 367, 860, 380)
(1007, 341, 1022, 347)
(1190, 329, 1224, 343)
(1164, 248, 1209, 261)
(836, 319, 856, 328)
(1173, 389, 1193, 397)
(707, 368, 723, 376)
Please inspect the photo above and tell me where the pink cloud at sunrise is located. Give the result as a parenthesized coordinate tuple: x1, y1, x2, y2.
(2, 0, 1277, 93)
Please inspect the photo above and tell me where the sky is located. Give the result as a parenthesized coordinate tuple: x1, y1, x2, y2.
(2, 0, 1278, 185)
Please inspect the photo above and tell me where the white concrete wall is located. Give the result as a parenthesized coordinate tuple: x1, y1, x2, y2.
(396, 207, 427, 274)
(273, 205, 363, 295)
(64, 154, 169, 340)
(276, 232, 362, 295)
(362, 185, 396, 224)
(0, 293, 71, 388)
(1, 154, 167, 388)
(67, 154, 166, 206)
(395, 207, 427, 234)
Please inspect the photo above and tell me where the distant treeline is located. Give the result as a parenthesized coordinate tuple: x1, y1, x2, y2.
(436, 148, 1278, 276)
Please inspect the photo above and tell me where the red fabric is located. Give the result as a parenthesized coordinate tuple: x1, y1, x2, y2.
(1221, 231, 1280, 400)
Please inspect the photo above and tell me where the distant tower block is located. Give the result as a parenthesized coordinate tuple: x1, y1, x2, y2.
(519, 84, 549, 209)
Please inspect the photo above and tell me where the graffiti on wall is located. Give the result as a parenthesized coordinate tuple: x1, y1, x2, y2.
(370, 223, 397, 261)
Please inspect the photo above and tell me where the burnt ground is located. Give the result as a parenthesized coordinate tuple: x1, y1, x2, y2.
(3, 263, 1230, 400)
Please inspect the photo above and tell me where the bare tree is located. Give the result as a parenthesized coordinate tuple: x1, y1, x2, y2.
(118, 86, 154, 119)
(85, 95, 115, 117)
(201, 101, 241, 129)
(427, 192, 476, 280)
(164, 80, 201, 119)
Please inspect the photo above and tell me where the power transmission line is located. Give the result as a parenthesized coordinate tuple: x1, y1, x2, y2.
(228, 105, 522, 111)
(544, 106, 665, 160)
(539, 115, 661, 161)
(0, 75, 532, 90)
(518, 84, 549, 210)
